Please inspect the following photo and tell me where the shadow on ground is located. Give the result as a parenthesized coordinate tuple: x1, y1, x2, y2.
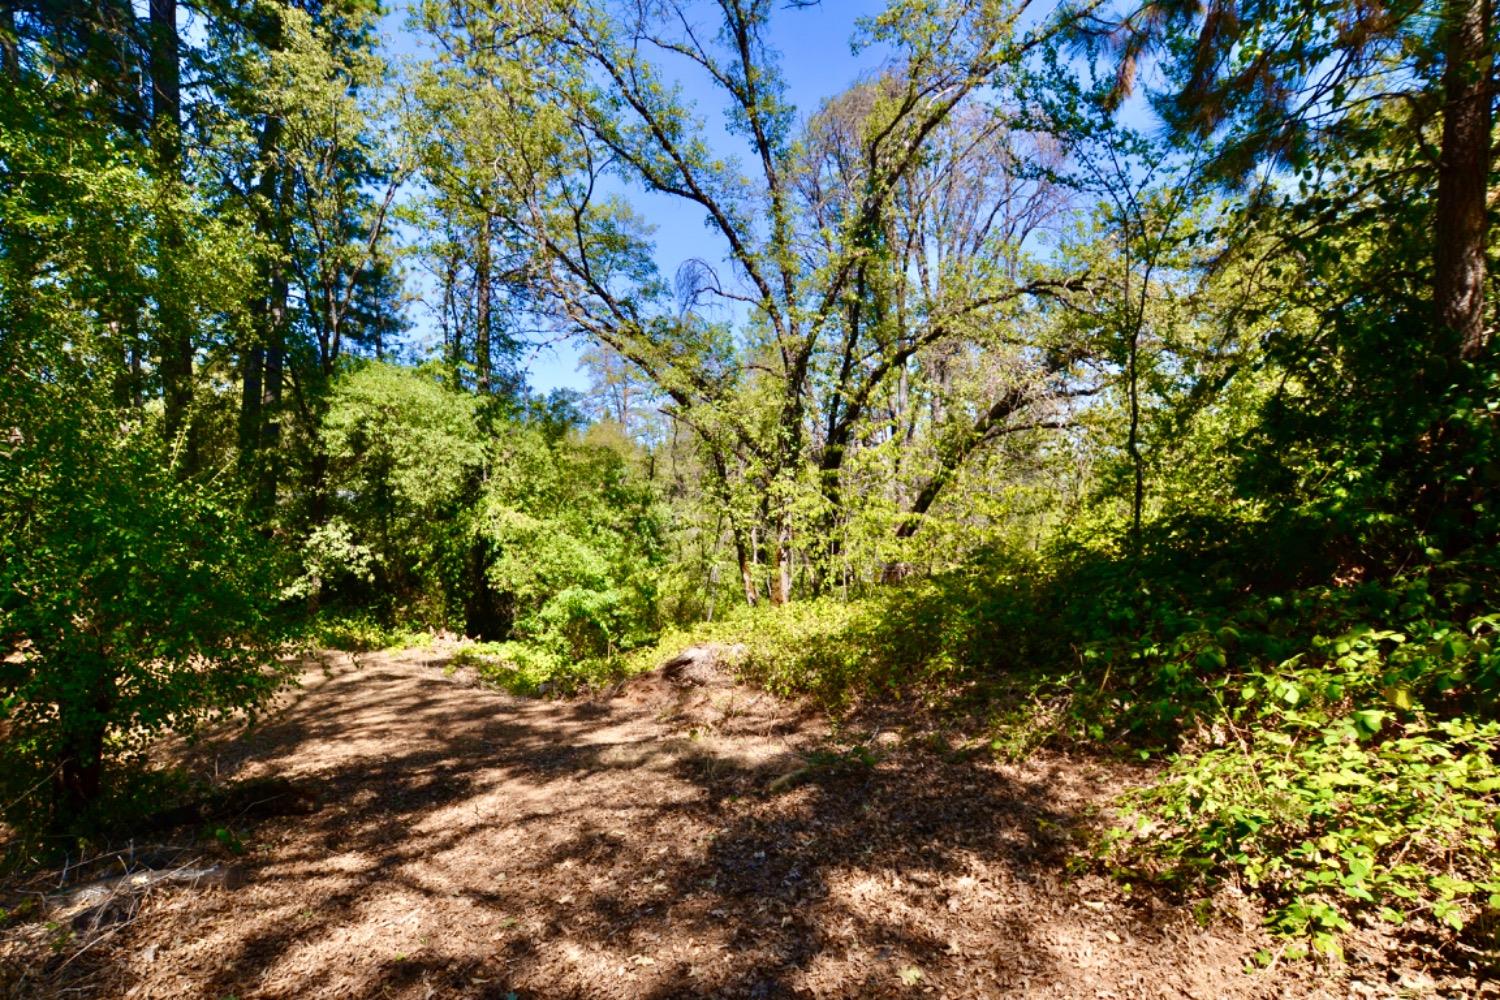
(3, 649, 1318, 1000)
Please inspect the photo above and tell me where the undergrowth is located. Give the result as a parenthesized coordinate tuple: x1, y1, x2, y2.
(621, 573, 1020, 710)
(1093, 566, 1500, 957)
(308, 546, 1500, 960)
(611, 548, 1500, 959)
(305, 611, 436, 652)
(447, 641, 615, 695)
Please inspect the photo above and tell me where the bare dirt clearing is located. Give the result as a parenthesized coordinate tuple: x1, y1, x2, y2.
(4, 647, 1376, 998)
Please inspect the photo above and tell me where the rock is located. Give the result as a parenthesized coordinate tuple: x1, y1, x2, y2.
(660, 644, 742, 687)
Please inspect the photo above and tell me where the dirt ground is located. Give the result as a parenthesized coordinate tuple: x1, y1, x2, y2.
(0, 646, 1461, 998)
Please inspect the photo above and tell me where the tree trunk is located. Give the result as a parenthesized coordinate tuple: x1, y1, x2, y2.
(245, 116, 289, 509)
(0, 5, 17, 81)
(129, 336, 143, 408)
(731, 522, 758, 607)
(240, 344, 264, 458)
(258, 177, 291, 513)
(150, 0, 194, 470)
(259, 263, 287, 510)
(442, 248, 460, 369)
(770, 519, 793, 605)
(148, 0, 182, 270)
(475, 212, 493, 393)
(57, 735, 105, 815)
(121, 317, 144, 409)
(1126, 292, 1145, 551)
(1435, 0, 1494, 359)
(811, 461, 844, 596)
(464, 538, 511, 640)
(55, 668, 115, 817)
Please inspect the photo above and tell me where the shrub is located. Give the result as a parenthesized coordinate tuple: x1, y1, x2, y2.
(623, 572, 1013, 710)
(451, 641, 606, 695)
(305, 612, 435, 653)
(1087, 563, 1500, 955)
(0, 396, 294, 842)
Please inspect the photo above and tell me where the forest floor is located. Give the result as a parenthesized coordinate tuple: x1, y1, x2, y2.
(1, 644, 1461, 999)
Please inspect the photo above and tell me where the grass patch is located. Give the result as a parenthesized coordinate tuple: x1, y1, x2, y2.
(305, 611, 436, 652)
(450, 641, 625, 696)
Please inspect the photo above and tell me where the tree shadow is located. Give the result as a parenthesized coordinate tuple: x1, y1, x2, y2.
(8, 653, 1279, 1000)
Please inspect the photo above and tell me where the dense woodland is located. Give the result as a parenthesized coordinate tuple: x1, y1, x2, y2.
(1, 0, 1497, 967)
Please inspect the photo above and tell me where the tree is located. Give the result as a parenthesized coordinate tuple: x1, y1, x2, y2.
(408, 0, 539, 395)
(578, 343, 656, 434)
(263, 3, 404, 381)
(0, 387, 292, 824)
(1082, 0, 1495, 358)
(312, 361, 665, 645)
(149, 0, 197, 466)
(0, 9, 292, 831)
(425, 0, 1091, 603)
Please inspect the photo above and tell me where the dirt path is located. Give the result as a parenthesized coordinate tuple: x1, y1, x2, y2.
(12, 648, 1358, 999)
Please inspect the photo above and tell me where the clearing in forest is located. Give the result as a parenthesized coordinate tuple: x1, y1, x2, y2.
(0, 646, 1434, 998)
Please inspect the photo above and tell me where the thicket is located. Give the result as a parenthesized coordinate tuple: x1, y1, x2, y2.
(307, 361, 665, 656)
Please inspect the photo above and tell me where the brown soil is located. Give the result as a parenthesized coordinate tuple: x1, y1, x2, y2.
(0, 646, 1436, 998)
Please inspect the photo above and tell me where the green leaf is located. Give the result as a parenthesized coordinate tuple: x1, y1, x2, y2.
(1432, 899, 1465, 931)
(1352, 709, 1385, 736)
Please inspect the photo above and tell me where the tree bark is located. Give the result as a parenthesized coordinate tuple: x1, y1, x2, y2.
(256, 261, 287, 511)
(240, 344, 264, 458)
(150, 0, 194, 470)
(244, 117, 289, 509)
(734, 523, 758, 608)
(442, 248, 460, 369)
(148, 0, 180, 185)
(0, 5, 17, 81)
(770, 518, 793, 605)
(1435, 0, 1494, 359)
(55, 667, 115, 816)
(475, 211, 493, 393)
(57, 736, 104, 814)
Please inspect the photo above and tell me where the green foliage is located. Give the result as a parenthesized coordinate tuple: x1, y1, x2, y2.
(450, 642, 590, 696)
(1082, 560, 1500, 952)
(629, 568, 1033, 710)
(481, 423, 665, 659)
(1118, 714, 1500, 953)
(305, 612, 435, 653)
(311, 362, 666, 658)
(0, 13, 303, 848)
(0, 381, 294, 840)
(317, 361, 485, 620)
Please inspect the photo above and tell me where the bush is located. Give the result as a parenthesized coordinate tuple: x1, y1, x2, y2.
(450, 641, 607, 695)
(305, 611, 435, 653)
(311, 363, 666, 650)
(1095, 574, 1500, 955)
(0, 393, 295, 843)
(317, 361, 485, 621)
(623, 569, 1024, 710)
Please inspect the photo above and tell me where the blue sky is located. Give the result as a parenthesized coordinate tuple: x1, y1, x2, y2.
(382, 0, 891, 394)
